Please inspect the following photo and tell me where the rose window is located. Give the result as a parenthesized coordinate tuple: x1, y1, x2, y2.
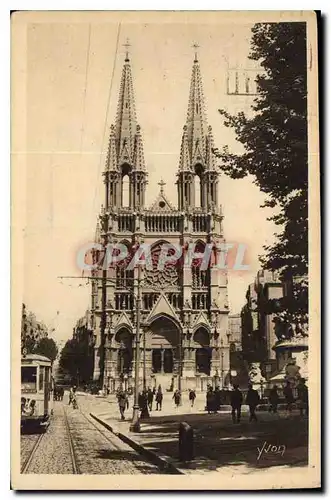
(145, 244, 179, 289)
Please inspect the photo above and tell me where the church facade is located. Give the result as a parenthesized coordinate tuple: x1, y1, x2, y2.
(91, 48, 231, 392)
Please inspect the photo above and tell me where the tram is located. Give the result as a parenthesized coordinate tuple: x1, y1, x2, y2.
(21, 353, 54, 430)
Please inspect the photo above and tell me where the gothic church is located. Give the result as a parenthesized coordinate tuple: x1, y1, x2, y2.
(91, 47, 230, 392)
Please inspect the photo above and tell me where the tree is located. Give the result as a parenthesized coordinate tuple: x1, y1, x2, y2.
(58, 337, 94, 386)
(33, 337, 58, 363)
(214, 22, 308, 329)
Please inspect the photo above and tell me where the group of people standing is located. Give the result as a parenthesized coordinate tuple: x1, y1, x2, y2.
(229, 378, 309, 424)
(116, 385, 164, 421)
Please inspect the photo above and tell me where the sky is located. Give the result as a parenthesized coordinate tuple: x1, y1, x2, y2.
(20, 17, 277, 344)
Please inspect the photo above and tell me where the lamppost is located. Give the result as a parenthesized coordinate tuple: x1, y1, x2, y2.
(178, 336, 182, 402)
(143, 326, 147, 391)
(130, 264, 142, 432)
(220, 338, 224, 389)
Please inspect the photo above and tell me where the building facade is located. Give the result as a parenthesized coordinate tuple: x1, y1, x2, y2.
(91, 49, 230, 392)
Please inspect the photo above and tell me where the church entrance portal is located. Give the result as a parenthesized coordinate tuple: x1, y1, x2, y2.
(149, 316, 180, 383)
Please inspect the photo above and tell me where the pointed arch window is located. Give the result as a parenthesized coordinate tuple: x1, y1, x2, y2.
(194, 176, 201, 207)
(194, 164, 204, 208)
(122, 175, 130, 207)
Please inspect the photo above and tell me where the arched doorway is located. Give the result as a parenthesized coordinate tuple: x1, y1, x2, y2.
(149, 316, 180, 376)
(194, 327, 211, 376)
(115, 328, 133, 375)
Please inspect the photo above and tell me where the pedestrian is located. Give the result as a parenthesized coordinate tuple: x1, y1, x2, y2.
(72, 390, 78, 409)
(189, 389, 196, 407)
(230, 384, 243, 423)
(268, 385, 279, 413)
(245, 383, 260, 422)
(147, 387, 154, 411)
(117, 388, 129, 421)
(283, 381, 295, 414)
(214, 386, 221, 412)
(297, 378, 308, 417)
(68, 386, 74, 405)
(206, 386, 215, 414)
(173, 389, 181, 408)
(140, 390, 150, 419)
(155, 385, 163, 411)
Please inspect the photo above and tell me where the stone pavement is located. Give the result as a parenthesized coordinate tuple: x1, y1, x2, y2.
(77, 392, 309, 476)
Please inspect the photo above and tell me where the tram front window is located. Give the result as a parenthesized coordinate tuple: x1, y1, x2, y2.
(21, 366, 37, 392)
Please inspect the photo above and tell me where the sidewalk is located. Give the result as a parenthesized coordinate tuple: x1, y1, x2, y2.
(85, 394, 309, 475)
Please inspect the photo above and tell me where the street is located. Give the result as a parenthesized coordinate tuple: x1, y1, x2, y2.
(21, 391, 309, 476)
(21, 398, 166, 475)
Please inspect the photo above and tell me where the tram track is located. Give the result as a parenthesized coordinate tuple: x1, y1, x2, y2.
(21, 433, 45, 474)
(62, 405, 80, 474)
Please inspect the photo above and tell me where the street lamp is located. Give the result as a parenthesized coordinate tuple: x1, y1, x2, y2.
(143, 326, 147, 391)
(130, 265, 142, 433)
(220, 338, 224, 389)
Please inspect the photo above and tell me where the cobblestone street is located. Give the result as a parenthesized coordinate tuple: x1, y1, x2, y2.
(20, 398, 168, 475)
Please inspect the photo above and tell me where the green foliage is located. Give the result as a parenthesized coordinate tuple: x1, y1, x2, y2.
(214, 22, 308, 327)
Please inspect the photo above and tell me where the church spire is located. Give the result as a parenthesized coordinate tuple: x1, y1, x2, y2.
(103, 44, 147, 210)
(186, 46, 208, 165)
(115, 40, 137, 164)
(177, 47, 219, 210)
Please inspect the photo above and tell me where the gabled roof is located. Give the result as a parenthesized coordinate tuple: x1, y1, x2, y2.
(145, 293, 180, 325)
(114, 311, 133, 332)
(192, 310, 210, 331)
(149, 191, 174, 212)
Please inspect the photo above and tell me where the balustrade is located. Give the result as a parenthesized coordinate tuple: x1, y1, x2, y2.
(118, 214, 135, 232)
(166, 292, 182, 310)
(142, 293, 160, 310)
(192, 214, 209, 233)
(115, 292, 134, 310)
(192, 292, 208, 310)
(144, 214, 181, 233)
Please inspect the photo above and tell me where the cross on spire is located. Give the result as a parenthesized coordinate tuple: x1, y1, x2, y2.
(158, 178, 166, 194)
(123, 38, 131, 61)
(192, 42, 200, 62)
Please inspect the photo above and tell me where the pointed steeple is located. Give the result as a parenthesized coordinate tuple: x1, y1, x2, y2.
(106, 125, 117, 171)
(115, 49, 137, 164)
(206, 125, 216, 171)
(103, 46, 147, 210)
(178, 125, 191, 172)
(186, 50, 208, 164)
(177, 48, 219, 210)
(133, 124, 146, 171)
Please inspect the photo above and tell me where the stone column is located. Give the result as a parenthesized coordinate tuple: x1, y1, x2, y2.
(182, 346, 195, 377)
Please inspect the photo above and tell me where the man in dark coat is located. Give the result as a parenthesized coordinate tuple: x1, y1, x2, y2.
(297, 378, 309, 417)
(268, 385, 279, 413)
(173, 389, 181, 408)
(283, 381, 295, 413)
(189, 389, 196, 408)
(214, 386, 221, 412)
(155, 385, 163, 411)
(245, 383, 260, 422)
(147, 387, 154, 411)
(230, 384, 243, 423)
(206, 386, 215, 414)
(140, 390, 150, 419)
(117, 389, 129, 421)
